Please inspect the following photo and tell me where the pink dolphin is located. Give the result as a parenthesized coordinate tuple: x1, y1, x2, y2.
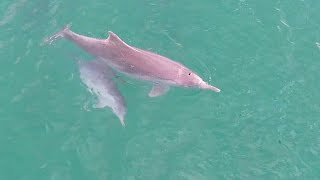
(46, 25, 220, 97)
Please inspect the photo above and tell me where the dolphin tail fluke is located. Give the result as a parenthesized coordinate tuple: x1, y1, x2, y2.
(200, 83, 221, 92)
(43, 23, 72, 45)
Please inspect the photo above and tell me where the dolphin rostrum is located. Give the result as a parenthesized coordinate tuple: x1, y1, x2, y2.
(46, 25, 221, 97)
(78, 59, 127, 126)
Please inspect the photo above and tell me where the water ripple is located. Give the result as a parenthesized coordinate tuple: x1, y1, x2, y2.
(0, 0, 27, 27)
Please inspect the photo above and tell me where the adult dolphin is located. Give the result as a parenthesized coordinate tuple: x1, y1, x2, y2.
(78, 59, 127, 126)
(46, 25, 221, 97)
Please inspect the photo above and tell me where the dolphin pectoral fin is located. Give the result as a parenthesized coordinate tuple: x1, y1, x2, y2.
(94, 96, 115, 109)
(148, 84, 169, 97)
(94, 99, 107, 109)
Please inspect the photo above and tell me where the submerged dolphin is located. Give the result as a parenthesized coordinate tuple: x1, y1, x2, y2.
(78, 59, 127, 126)
(47, 25, 220, 97)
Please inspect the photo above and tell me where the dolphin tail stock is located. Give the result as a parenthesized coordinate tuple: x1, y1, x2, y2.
(200, 82, 221, 92)
(43, 23, 72, 45)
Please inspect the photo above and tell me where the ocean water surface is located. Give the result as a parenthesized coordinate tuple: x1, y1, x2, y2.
(0, 0, 319, 179)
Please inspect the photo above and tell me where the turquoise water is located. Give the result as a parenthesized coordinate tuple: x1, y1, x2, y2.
(1, 0, 320, 179)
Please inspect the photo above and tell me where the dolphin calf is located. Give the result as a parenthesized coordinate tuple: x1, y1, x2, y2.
(46, 25, 220, 97)
(78, 59, 127, 126)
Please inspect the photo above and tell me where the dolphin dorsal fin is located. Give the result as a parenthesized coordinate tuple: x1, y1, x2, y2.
(107, 31, 140, 52)
(107, 31, 128, 46)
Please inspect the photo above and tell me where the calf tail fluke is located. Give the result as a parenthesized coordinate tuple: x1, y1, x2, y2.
(44, 23, 72, 44)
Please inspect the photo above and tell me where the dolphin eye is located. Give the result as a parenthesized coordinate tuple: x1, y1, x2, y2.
(188, 73, 191, 75)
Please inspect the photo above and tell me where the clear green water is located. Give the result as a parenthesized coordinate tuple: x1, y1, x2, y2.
(1, 0, 319, 179)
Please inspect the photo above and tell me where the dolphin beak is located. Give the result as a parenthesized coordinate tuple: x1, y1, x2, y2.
(200, 82, 221, 92)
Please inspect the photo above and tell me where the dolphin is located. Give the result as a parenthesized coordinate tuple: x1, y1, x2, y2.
(46, 25, 221, 97)
(77, 59, 127, 126)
